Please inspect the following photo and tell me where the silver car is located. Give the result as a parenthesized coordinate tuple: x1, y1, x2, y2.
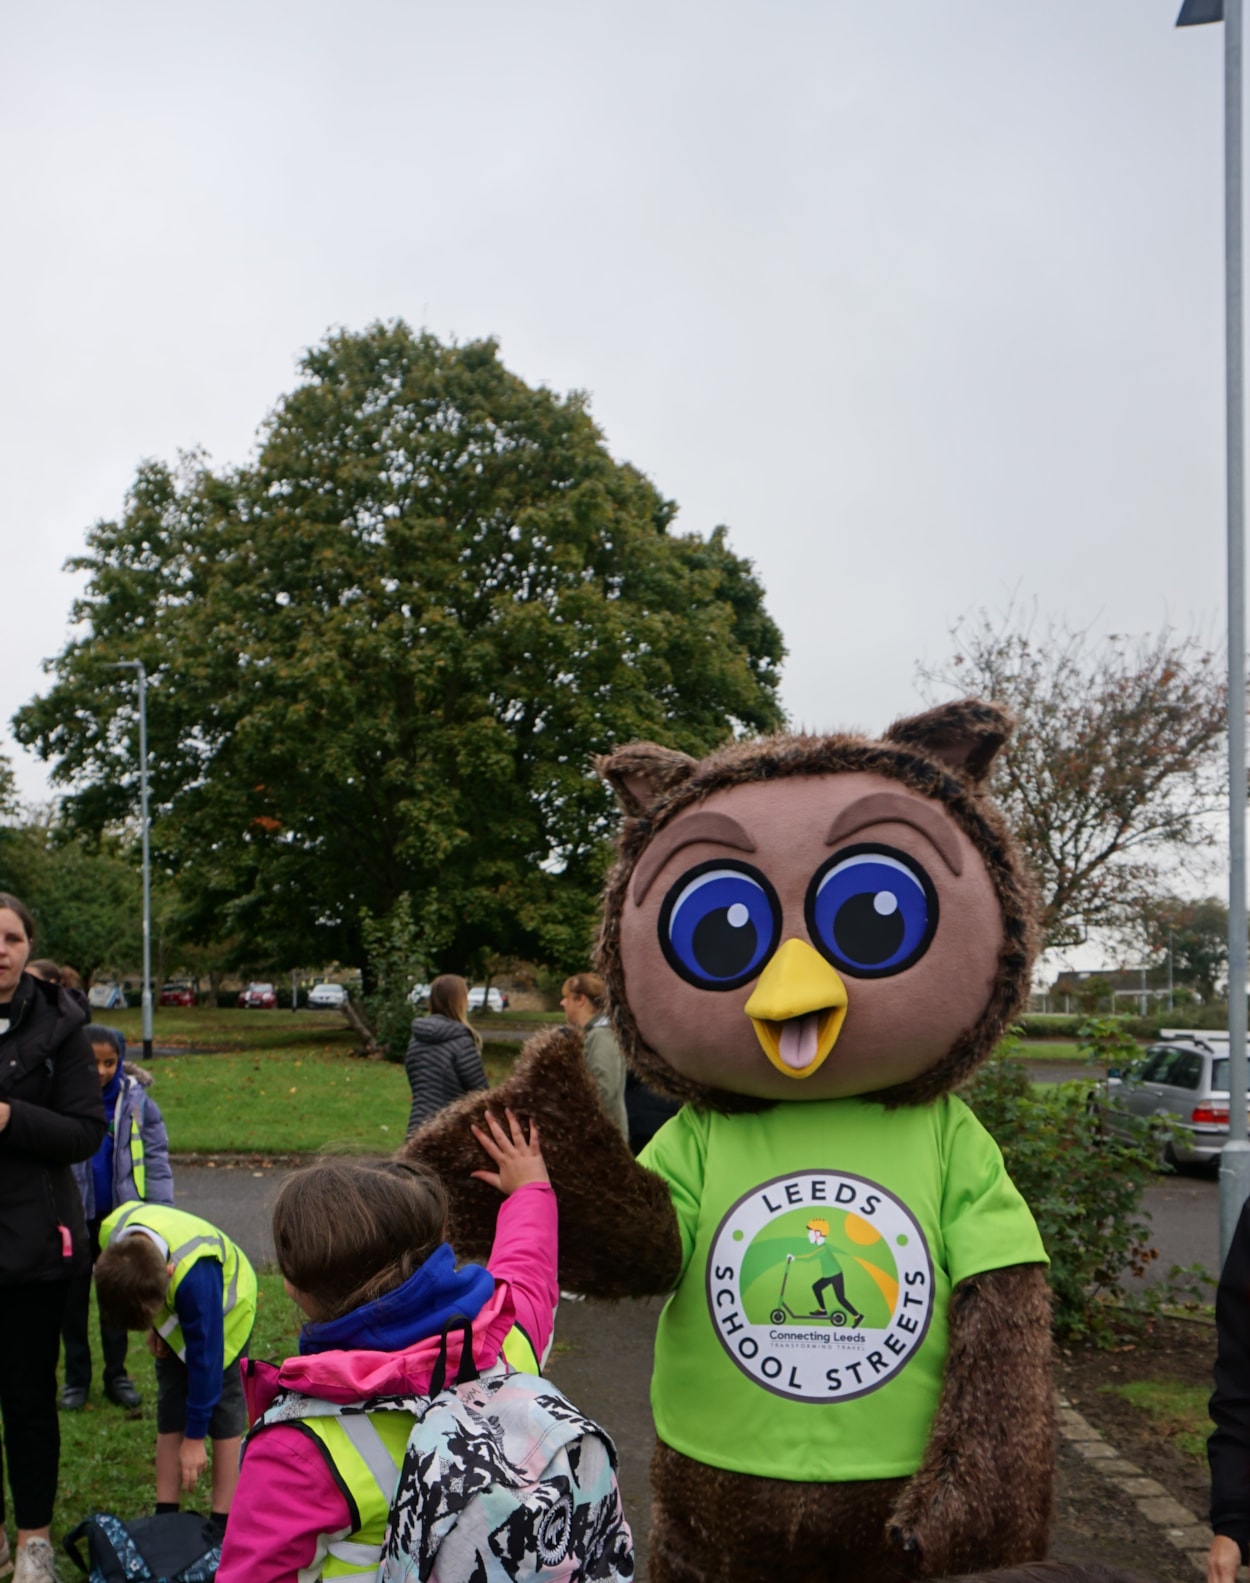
(1103, 1030, 1244, 1166)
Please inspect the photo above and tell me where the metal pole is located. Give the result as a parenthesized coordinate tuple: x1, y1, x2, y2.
(107, 660, 153, 1063)
(137, 663, 153, 1064)
(1221, 0, 1250, 1268)
(1169, 928, 1174, 1010)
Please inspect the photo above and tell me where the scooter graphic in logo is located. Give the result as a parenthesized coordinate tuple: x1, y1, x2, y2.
(769, 1218, 865, 1328)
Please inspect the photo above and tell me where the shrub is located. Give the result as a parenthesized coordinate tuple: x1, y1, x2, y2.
(960, 1024, 1162, 1342)
(358, 894, 432, 1062)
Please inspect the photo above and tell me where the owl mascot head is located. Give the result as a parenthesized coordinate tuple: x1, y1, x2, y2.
(406, 700, 1054, 1583)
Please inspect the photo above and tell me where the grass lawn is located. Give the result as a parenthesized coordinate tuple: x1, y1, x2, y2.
(78, 1006, 525, 1154)
(51, 1272, 302, 1544)
(102, 1006, 359, 1053)
(1101, 1378, 1213, 1462)
(103, 1005, 561, 1050)
(147, 1045, 519, 1155)
(151, 1051, 410, 1154)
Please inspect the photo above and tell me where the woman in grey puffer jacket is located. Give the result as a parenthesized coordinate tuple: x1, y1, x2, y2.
(404, 974, 488, 1137)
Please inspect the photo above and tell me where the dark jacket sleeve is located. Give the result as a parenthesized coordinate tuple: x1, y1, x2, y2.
(1211, 1201, 1250, 1560)
(1, 1024, 106, 1165)
(452, 1032, 489, 1098)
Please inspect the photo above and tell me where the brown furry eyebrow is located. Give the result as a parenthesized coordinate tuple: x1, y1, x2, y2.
(632, 812, 758, 904)
(825, 793, 963, 877)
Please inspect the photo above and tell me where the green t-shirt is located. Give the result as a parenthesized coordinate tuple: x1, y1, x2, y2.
(639, 1094, 1046, 1483)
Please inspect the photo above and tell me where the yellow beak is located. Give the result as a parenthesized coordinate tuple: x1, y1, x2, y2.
(743, 938, 848, 1081)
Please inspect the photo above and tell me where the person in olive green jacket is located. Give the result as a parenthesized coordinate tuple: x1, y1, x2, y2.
(95, 1202, 257, 1546)
(560, 973, 628, 1140)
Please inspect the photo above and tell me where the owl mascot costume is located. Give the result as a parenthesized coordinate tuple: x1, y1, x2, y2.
(406, 699, 1054, 1582)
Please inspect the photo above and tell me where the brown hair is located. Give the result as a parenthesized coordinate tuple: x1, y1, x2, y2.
(60, 965, 84, 991)
(0, 893, 35, 945)
(272, 1158, 447, 1322)
(96, 1235, 171, 1331)
(428, 974, 481, 1050)
(562, 973, 605, 1009)
(28, 959, 60, 985)
(429, 974, 468, 1020)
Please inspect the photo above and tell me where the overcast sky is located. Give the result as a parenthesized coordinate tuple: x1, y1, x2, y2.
(0, 2, 1233, 857)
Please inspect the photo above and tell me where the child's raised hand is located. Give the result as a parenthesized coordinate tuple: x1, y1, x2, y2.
(470, 1108, 549, 1196)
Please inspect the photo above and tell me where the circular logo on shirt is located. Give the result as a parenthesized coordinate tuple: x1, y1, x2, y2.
(705, 1171, 934, 1403)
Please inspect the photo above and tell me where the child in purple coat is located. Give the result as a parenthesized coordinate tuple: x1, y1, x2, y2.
(61, 1025, 174, 1410)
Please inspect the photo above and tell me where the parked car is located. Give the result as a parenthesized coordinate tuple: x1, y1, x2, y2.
(237, 982, 277, 1009)
(1100, 1029, 1243, 1166)
(87, 981, 126, 1010)
(409, 982, 432, 1007)
(308, 981, 349, 1009)
(158, 981, 197, 1007)
(468, 986, 509, 1013)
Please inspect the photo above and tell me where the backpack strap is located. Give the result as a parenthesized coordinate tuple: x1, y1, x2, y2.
(427, 1315, 479, 1397)
(60, 1520, 91, 1576)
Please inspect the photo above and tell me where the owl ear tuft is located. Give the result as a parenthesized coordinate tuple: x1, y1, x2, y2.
(596, 742, 700, 817)
(883, 698, 1013, 786)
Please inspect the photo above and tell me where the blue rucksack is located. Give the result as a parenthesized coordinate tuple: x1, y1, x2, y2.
(63, 1511, 219, 1583)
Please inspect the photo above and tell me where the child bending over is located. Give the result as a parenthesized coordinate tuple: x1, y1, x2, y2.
(219, 1110, 631, 1582)
(95, 1203, 257, 1547)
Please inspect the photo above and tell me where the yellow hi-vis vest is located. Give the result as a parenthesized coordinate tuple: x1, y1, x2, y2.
(114, 1079, 147, 1199)
(100, 1201, 257, 1365)
(264, 1326, 540, 1580)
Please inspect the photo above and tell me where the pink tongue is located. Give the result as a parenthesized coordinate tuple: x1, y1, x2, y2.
(778, 1013, 820, 1070)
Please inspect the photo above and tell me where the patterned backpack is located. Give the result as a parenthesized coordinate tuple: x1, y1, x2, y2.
(254, 1317, 635, 1582)
(377, 1368, 635, 1581)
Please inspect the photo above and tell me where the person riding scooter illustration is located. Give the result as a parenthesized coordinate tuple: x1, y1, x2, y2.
(786, 1218, 865, 1327)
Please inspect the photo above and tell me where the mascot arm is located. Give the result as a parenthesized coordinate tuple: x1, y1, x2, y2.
(402, 1024, 683, 1300)
(887, 1261, 1053, 1578)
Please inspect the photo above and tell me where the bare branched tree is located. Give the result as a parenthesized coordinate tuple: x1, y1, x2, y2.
(919, 610, 1228, 951)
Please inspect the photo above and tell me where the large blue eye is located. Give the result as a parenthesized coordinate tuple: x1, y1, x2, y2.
(659, 861, 781, 991)
(805, 845, 938, 978)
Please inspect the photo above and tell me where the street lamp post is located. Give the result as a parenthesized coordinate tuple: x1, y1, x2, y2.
(107, 660, 153, 1063)
(1178, 0, 1250, 1264)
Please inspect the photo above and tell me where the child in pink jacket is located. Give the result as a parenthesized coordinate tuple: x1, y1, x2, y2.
(218, 1111, 571, 1583)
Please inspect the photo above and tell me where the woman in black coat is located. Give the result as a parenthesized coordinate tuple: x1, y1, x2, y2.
(403, 974, 488, 1137)
(0, 892, 106, 1578)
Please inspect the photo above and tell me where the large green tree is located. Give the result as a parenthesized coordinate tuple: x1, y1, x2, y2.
(0, 812, 142, 981)
(16, 324, 785, 973)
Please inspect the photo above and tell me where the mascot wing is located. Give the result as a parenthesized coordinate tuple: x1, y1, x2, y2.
(403, 1023, 682, 1299)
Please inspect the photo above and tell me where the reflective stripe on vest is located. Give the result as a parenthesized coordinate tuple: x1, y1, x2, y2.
(122, 1086, 146, 1201)
(301, 1409, 413, 1578)
(290, 1321, 542, 1577)
(500, 1322, 539, 1375)
(99, 1202, 256, 1364)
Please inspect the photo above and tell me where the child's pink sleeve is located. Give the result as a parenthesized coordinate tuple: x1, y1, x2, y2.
(217, 1424, 353, 1583)
(488, 1181, 559, 1361)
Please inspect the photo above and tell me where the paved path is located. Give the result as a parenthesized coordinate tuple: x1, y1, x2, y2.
(1141, 1172, 1221, 1287)
(173, 1161, 290, 1266)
